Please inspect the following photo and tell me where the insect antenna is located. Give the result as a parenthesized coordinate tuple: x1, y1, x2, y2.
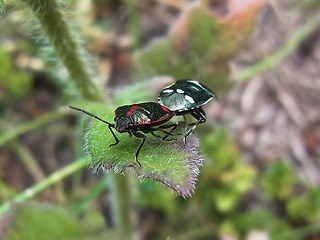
(69, 106, 115, 127)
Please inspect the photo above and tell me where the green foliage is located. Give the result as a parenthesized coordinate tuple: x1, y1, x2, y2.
(114, 80, 155, 105)
(73, 176, 110, 215)
(301, 0, 320, 8)
(233, 209, 289, 236)
(139, 181, 176, 212)
(200, 127, 256, 212)
(219, 221, 239, 239)
(0, 0, 3, 14)
(134, 38, 231, 95)
(188, 8, 221, 58)
(260, 161, 295, 200)
(134, 0, 264, 94)
(0, 181, 17, 202)
(3, 0, 320, 238)
(135, 40, 195, 80)
(0, 48, 32, 101)
(286, 188, 320, 222)
(0, 110, 64, 147)
(21, 0, 103, 101)
(2, 203, 109, 240)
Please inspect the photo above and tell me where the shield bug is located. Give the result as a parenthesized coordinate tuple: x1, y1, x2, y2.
(69, 102, 177, 167)
(158, 79, 215, 139)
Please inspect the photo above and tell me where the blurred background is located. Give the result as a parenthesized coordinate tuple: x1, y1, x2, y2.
(1, 0, 320, 239)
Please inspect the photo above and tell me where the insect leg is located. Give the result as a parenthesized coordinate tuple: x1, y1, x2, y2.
(183, 115, 188, 124)
(151, 132, 162, 138)
(184, 108, 206, 144)
(150, 128, 176, 141)
(159, 122, 180, 141)
(149, 122, 181, 141)
(108, 125, 120, 147)
(156, 122, 179, 130)
(132, 131, 147, 168)
(188, 108, 206, 125)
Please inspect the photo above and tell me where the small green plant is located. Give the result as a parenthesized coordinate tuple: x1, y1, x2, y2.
(286, 188, 320, 222)
(260, 160, 296, 200)
(200, 127, 256, 213)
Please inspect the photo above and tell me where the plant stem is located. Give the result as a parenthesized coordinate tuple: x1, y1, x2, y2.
(0, 122, 45, 182)
(235, 11, 320, 82)
(23, 0, 104, 101)
(0, 158, 89, 215)
(19, 1, 134, 238)
(0, 110, 64, 147)
(113, 174, 134, 240)
(9, 140, 46, 182)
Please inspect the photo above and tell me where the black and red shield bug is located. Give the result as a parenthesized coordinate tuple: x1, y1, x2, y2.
(69, 102, 177, 168)
(158, 79, 215, 140)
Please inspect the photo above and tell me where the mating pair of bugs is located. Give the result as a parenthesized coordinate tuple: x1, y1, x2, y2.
(70, 79, 215, 168)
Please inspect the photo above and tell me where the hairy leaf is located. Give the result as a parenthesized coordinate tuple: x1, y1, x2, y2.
(81, 103, 203, 197)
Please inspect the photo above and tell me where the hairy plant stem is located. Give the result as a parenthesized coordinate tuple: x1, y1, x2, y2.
(5, 1, 135, 238)
(23, 0, 104, 101)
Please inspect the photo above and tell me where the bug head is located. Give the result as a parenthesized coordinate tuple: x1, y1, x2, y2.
(114, 116, 133, 132)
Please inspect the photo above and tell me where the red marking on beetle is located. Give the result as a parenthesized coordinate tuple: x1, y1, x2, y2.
(161, 105, 170, 112)
(126, 106, 142, 117)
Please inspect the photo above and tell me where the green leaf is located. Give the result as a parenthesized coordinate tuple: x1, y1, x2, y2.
(286, 188, 320, 222)
(1, 203, 109, 240)
(78, 103, 203, 197)
(233, 209, 289, 236)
